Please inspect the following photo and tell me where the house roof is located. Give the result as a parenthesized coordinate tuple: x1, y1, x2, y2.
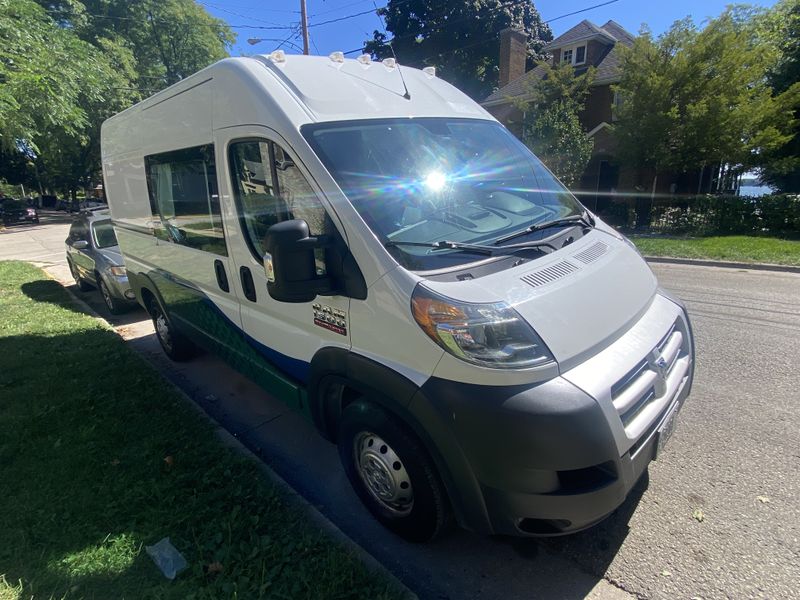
(482, 20, 634, 106)
(546, 19, 617, 49)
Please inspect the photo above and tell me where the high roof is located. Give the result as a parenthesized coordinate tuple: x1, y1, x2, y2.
(482, 20, 635, 106)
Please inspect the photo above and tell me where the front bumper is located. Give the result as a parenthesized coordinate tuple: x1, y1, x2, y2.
(410, 294, 694, 536)
(105, 274, 137, 303)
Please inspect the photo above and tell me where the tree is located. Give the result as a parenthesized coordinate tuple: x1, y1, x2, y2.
(514, 62, 596, 186)
(0, 0, 112, 147)
(613, 9, 800, 193)
(759, 0, 800, 192)
(363, 0, 552, 100)
(3, 0, 235, 198)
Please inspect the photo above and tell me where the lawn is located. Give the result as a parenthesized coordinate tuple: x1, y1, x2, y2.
(0, 261, 400, 600)
(631, 235, 800, 266)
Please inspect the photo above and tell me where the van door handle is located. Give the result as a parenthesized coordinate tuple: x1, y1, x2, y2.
(214, 259, 229, 292)
(240, 266, 257, 302)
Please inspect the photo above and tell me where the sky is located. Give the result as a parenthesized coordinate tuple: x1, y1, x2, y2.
(200, 0, 781, 59)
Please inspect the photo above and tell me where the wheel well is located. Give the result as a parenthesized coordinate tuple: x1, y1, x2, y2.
(139, 287, 156, 316)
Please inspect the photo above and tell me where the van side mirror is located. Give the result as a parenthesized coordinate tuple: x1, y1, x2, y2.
(263, 219, 334, 303)
(72, 240, 89, 250)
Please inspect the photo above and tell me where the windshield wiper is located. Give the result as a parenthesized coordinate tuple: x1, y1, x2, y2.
(494, 211, 594, 245)
(384, 239, 552, 256)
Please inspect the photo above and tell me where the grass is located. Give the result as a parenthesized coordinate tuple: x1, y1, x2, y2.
(631, 235, 800, 266)
(0, 261, 400, 600)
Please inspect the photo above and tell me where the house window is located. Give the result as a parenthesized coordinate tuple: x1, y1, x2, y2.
(561, 44, 587, 66)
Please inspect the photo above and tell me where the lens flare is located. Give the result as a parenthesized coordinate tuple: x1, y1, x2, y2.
(424, 171, 447, 191)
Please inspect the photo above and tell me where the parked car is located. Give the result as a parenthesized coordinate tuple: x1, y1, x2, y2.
(65, 210, 136, 314)
(101, 54, 694, 542)
(1, 198, 39, 225)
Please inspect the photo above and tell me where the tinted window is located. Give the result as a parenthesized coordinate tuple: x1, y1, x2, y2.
(229, 140, 331, 271)
(145, 144, 227, 255)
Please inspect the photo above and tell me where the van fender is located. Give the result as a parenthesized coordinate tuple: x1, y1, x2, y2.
(128, 270, 169, 320)
(308, 347, 492, 533)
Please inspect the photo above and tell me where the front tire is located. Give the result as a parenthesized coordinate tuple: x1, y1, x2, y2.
(148, 299, 197, 361)
(338, 400, 451, 542)
(99, 278, 125, 315)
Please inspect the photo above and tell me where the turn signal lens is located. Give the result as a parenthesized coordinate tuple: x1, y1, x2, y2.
(411, 285, 555, 369)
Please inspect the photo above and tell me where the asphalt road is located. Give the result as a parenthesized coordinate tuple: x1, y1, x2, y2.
(2, 215, 799, 599)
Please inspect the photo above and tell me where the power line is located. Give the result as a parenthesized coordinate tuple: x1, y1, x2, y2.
(307, 7, 380, 28)
(43, 8, 295, 30)
(197, 1, 287, 26)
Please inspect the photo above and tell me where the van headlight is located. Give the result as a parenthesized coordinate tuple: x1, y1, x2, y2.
(108, 266, 126, 277)
(411, 285, 554, 369)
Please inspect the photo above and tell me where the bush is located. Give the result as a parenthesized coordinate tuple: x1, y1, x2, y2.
(597, 194, 800, 236)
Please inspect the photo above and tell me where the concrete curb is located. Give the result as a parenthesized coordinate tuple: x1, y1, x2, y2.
(645, 255, 800, 274)
(39, 265, 417, 600)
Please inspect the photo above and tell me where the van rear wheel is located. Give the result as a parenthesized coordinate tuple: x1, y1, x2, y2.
(338, 400, 451, 542)
(148, 299, 197, 361)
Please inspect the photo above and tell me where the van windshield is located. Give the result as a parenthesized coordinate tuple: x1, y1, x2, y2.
(302, 118, 585, 271)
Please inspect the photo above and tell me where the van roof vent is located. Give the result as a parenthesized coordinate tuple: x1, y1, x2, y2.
(520, 260, 579, 288)
(573, 241, 609, 264)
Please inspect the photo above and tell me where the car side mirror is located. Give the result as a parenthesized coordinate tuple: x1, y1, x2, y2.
(72, 240, 89, 250)
(263, 219, 334, 303)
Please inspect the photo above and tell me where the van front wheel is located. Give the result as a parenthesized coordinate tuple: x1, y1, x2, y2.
(148, 300, 197, 361)
(338, 400, 451, 542)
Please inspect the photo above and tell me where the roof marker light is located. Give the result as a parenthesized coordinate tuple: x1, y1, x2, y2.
(329, 51, 345, 63)
(382, 57, 397, 69)
(423, 66, 436, 78)
(268, 50, 286, 63)
(357, 53, 372, 65)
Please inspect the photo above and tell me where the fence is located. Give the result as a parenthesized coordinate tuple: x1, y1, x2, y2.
(596, 194, 800, 237)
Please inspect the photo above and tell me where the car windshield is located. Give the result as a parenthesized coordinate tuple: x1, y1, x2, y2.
(92, 219, 118, 249)
(302, 118, 584, 271)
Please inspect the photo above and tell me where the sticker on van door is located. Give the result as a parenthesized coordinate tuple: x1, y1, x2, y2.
(312, 302, 347, 336)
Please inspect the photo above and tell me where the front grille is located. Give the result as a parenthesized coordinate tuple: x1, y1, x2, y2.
(611, 319, 689, 433)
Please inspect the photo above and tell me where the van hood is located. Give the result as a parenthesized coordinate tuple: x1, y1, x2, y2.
(421, 230, 658, 367)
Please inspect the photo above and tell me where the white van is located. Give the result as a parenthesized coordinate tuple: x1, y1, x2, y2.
(102, 52, 694, 542)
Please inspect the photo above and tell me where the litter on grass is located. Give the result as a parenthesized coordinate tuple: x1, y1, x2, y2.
(145, 537, 187, 580)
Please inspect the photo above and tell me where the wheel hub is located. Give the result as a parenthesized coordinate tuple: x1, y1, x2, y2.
(354, 432, 414, 516)
(155, 313, 172, 350)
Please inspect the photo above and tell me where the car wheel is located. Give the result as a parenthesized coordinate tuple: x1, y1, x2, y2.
(99, 278, 124, 315)
(338, 400, 451, 542)
(148, 299, 197, 361)
(69, 259, 92, 291)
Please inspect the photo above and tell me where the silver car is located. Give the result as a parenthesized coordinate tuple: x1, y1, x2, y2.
(65, 210, 136, 314)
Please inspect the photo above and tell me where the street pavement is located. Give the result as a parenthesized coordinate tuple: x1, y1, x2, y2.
(2, 215, 798, 599)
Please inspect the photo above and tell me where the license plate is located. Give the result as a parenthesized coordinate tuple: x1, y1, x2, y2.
(654, 403, 680, 460)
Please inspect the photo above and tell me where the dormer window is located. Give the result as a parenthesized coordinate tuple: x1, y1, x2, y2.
(561, 44, 587, 66)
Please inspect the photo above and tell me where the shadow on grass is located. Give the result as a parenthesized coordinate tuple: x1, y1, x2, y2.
(20, 279, 88, 315)
(2, 271, 400, 600)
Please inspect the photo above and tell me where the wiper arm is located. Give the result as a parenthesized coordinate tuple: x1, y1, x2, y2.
(494, 211, 594, 245)
(385, 238, 553, 256)
(385, 239, 497, 255)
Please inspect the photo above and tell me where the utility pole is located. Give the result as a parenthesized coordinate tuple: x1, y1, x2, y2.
(300, 0, 310, 55)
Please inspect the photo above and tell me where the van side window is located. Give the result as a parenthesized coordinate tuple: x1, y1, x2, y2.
(229, 140, 332, 268)
(145, 144, 227, 256)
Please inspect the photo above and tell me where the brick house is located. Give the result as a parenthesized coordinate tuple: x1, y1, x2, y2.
(482, 20, 636, 211)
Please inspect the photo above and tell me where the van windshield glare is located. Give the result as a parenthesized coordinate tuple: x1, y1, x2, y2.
(302, 118, 585, 271)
